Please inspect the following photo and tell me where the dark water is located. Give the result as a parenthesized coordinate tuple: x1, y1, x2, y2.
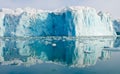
(0, 37, 120, 74)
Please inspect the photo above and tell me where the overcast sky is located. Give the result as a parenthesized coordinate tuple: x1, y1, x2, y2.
(0, 0, 119, 18)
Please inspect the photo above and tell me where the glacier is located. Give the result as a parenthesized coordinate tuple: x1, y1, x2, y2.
(0, 6, 118, 37)
(113, 19, 120, 35)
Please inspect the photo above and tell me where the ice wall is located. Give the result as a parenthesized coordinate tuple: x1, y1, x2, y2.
(0, 7, 117, 37)
(113, 20, 120, 35)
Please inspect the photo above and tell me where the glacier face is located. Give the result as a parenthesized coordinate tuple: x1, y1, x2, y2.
(0, 6, 117, 37)
(113, 20, 120, 35)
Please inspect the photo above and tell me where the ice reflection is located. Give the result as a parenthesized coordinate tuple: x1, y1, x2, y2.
(0, 37, 116, 67)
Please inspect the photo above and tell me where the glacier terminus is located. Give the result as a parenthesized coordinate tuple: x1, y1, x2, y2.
(0, 6, 119, 37)
(0, 6, 120, 74)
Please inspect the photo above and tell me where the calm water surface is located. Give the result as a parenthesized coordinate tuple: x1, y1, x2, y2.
(0, 37, 120, 74)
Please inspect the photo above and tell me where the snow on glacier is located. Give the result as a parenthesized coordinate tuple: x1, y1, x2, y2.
(0, 6, 117, 37)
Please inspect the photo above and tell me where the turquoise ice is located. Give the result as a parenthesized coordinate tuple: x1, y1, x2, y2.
(0, 6, 118, 37)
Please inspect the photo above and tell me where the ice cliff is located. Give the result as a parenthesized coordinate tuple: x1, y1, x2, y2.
(0, 6, 118, 37)
(113, 19, 120, 35)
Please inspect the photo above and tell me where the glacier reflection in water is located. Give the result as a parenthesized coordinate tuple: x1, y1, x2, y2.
(0, 37, 116, 67)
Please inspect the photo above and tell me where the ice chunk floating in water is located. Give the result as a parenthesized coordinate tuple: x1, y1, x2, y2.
(0, 6, 118, 37)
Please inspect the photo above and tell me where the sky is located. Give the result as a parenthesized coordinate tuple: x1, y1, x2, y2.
(0, 0, 119, 18)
